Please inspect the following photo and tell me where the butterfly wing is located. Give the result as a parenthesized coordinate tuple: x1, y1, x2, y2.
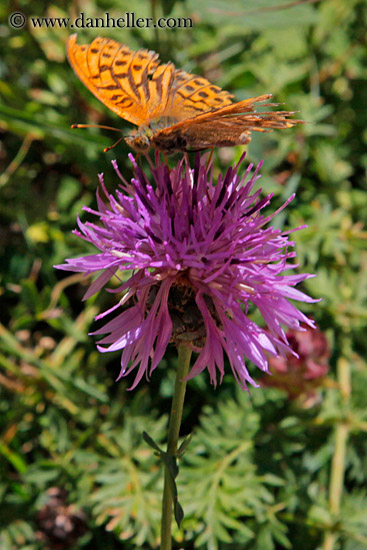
(67, 34, 181, 127)
(67, 36, 302, 152)
(161, 69, 233, 121)
(153, 95, 304, 152)
(67, 35, 235, 128)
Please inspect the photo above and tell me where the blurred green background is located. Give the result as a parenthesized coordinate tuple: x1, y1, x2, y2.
(1, 0, 367, 549)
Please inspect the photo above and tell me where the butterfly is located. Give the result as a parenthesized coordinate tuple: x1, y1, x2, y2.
(67, 34, 303, 154)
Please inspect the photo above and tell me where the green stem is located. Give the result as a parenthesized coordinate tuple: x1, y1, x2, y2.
(160, 344, 192, 550)
(323, 354, 351, 550)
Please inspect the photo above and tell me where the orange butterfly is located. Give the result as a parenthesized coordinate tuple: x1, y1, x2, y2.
(67, 34, 303, 154)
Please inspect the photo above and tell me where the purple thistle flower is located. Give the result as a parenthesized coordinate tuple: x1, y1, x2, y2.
(55, 153, 318, 390)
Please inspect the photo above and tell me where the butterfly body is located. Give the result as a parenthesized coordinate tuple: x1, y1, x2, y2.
(67, 34, 303, 153)
(125, 117, 182, 152)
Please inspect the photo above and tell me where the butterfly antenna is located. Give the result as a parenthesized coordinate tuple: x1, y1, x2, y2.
(71, 123, 121, 132)
(103, 136, 124, 153)
(71, 123, 124, 152)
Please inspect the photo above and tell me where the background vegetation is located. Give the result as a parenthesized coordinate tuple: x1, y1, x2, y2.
(1, 0, 366, 549)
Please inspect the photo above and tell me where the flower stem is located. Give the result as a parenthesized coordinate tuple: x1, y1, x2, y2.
(323, 353, 351, 550)
(160, 344, 192, 550)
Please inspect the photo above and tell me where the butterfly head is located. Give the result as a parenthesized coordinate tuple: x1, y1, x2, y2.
(125, 128, 153, 153)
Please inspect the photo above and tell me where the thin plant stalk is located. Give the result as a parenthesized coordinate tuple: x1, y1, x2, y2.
(160, 344, 192, 550)
(323, 351, 351, 550)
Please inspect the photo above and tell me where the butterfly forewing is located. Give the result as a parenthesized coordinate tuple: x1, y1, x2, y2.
(67, 35, 161, 126)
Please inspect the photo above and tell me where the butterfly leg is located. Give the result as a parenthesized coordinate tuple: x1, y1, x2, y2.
(205, 148, 214, 170)
(162, 153, 170, 170)
(184, 152, 190, 166)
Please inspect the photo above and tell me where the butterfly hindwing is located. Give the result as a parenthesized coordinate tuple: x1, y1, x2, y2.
(153, 95, 303, 152)
(162, 70, 233, 121)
